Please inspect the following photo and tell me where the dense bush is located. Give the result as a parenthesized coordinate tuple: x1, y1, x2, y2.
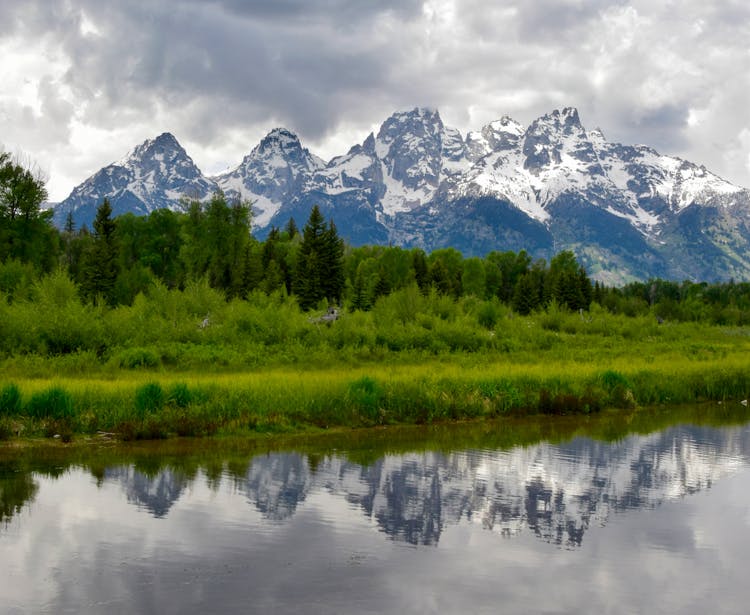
(26, 387, 74, 420)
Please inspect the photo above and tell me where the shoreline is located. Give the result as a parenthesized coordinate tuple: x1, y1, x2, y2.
(2, 360, 749, 445)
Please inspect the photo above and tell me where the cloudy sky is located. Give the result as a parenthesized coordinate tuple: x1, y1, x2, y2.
(1, 0, 749, 202)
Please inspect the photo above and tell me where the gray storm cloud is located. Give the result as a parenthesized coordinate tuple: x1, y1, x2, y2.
(0, 0, 748, 201)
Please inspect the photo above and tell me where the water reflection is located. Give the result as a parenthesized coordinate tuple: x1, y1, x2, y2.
(27, 422, 744, 548)
(103, 466, 189, 518)
(0, 459, 38, 525)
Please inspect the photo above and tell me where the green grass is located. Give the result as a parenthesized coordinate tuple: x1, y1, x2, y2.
(0, 350, 748, 442)
(1, 288, 750, 442)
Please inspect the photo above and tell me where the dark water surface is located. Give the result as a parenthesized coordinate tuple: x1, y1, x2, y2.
(3, 409, 750, 614)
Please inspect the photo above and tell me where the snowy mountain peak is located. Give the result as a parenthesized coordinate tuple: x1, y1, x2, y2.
(467, 116, 525, 160)
(55, 132, 216, 228)
(368, 107, 473, 215)
(375, 107, 444, 154)
(117, 132, 185, 167)
(258, 127, 302, 152)
(213, 127, 325, 227)
(522, 106, 602, 177)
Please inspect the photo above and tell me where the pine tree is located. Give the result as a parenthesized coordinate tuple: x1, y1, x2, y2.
(81, 198, 119, 304)
(294, 205, 344, 310)
(411, 249, 429, 292)
(321, 220, 345, 303)
(284, 217, 298, 239)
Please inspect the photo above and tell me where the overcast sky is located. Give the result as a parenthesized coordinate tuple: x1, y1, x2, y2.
(1, 0, 749, 201)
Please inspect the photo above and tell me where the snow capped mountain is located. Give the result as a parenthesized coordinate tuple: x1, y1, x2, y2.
(51, 107, 750, 281)
(309, 107, 471, 220)
(213, 128, 325, 228)
(369, 107, 470, 216)
(54, 133, 218, 229)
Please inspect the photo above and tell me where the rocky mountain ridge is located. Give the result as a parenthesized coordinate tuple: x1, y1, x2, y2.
(53, 107, 750, 282)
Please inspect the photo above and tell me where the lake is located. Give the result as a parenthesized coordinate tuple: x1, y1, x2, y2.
(2, 407, 750, 614)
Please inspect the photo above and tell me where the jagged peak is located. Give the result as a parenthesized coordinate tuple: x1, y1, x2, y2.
(152, 132, 180, 146)
(379, 107, 443, 133)
(258, 127, 302, 151)
(362, 132, 376, 153)
(531, 107, 584, 132)
(115, 132, 188, 168)
(396, 106, 440, 119)
(487, 116, 525, 136)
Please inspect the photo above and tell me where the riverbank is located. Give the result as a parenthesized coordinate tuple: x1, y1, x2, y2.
(3, 301, 750, 444)
(2, 351, 749, 443)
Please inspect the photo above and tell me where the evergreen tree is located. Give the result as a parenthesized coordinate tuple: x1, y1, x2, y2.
(578, 266, 593, 309)
(284, 217, 298, 239)
(80, 198, 119, 304)
(512, 260, 545, 314)
(429, 259, 452, 295)
(411, 249, 429, 292)
(485, 250, 531, 303)
(241, 242, 263, 295)
(351, 258, 379, 311)
(322, 220, 345, 302)
(294, 205, 344, 310)
(546, 250, 586, 310)
(428, 248, 463, 297)
(178, 193, 252, 296)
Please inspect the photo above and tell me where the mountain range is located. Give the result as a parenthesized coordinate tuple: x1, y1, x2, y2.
(51, 107, 750, 283)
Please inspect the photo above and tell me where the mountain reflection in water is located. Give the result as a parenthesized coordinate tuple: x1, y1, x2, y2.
(70, 423, 750, 548)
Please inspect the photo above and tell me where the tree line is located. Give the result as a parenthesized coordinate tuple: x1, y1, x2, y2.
(4, 152, 750, 324)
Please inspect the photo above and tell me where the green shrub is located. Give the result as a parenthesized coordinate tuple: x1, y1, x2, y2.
(135, 382, 164, 417)
(114, 347, 162, 369)
(167, 382, 192, 408)
(26, 387, 75, 420)
(347, 376, 385, 424)
(0, 383, 22, 416)
(599, 370, 636, 409)
(476, 301, 501, 329)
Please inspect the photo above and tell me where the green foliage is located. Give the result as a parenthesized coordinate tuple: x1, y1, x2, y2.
(0, 383, 22, 416)
(113, 347, 162, 369)
(135, 382, 164, 417)
(599, 370, 636, 409)
(167, 382, 192, 408)
(80, 198, 119, 304)
(179, 193, 254, 297)
(462, 257, 487, 298)
(0, 259, 36, 301)
(347, 376, 385, 424)
(476, 299, 503, 329)
(295, 205, 344, 310)
(26, 386, 74, 420)
(31, 269, 105, 354)
(0, 153, 58, 271)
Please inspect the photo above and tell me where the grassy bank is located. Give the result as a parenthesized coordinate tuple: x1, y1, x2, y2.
(2, 282, 750, 443)
(1, 352, 749, 442)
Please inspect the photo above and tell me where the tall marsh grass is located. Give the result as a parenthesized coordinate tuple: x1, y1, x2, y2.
(1, 350, 748, 441)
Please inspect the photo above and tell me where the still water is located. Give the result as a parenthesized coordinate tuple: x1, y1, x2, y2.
(2, 411, 750, 614)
